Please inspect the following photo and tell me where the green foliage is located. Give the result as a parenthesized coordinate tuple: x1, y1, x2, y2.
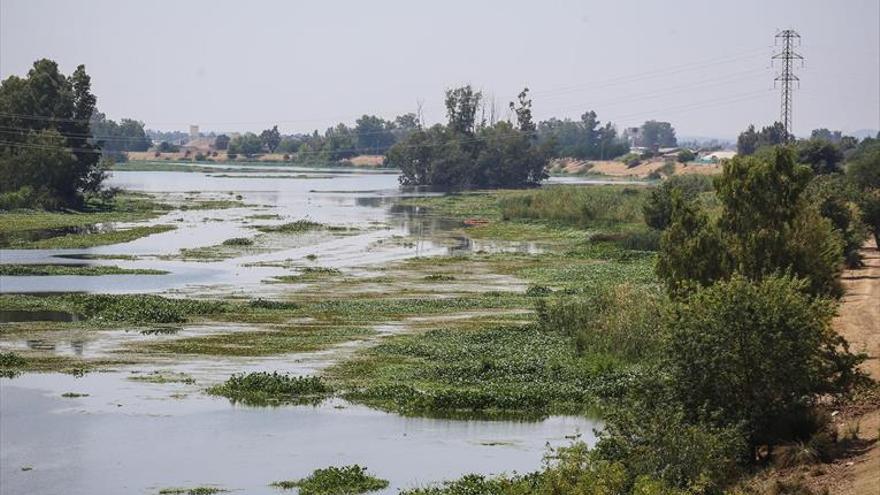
(227, 132, 263, 157)
(642, 174, 714, 230)
(664, 275, 864, 452)
(221, 237, 253, 246)
(499, 185, 648, 228)
(536, 110, 630, 160)
(0, 264, 167, 276)
(90, 112, 151, 160)
(213, 134, 230, 150)
(797, 138, 844, 175)
(0, 293, 228, 323)
(539, 284, 664, 361)
(845, 137, 880, 247)
(10, 224, 175, 249)
(806, 175, 868, 267)
(638, 121, 677, 149)
(207, 372, 331, 406)
(594, 402, 746, 494)
(736, 122, 790, 155)
(676, 149, 695, 163)
(388, 86, 549, 189)
(0, 59, 104, 208)
(256, 219, 324, 233)
(272, 465, 388, 495)
(260, 125, 281, 153)
(659, 148, 845, 297)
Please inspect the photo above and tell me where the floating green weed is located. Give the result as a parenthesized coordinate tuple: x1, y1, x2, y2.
(271, 465, 388, 494)
(257, 219, 324, 233)
(221, 237, 253, 246)
(208, 372, 331, 406)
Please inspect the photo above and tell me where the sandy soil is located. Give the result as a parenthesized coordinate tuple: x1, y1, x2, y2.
(752, 243, 880, 494)
(549, 157, 723, 178)
(830, 242, 880, 495)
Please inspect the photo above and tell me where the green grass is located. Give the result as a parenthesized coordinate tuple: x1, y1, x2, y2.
(0, 193, 169, 234)
(270, 465, 388, 494)
(128, 371, 195, 384)
(207, 372, 331, 406)
(0, 264, 168, 276)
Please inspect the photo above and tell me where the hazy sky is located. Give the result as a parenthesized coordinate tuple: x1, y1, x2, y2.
(1, 0, 878, 138)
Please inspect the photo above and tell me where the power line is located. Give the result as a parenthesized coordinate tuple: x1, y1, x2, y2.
(772, 29, 803, 139)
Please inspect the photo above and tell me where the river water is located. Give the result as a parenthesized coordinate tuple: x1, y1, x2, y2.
(0, 166, 614, 495)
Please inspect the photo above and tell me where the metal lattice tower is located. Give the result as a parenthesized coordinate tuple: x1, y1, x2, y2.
(772, 30, 803, 140)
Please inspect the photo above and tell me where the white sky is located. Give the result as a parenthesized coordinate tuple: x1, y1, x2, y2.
(1, 0, 878, 138)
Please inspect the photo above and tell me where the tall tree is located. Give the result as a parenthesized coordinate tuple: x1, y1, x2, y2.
(259, 125, 281, 153)
(444, 85, 482, 136)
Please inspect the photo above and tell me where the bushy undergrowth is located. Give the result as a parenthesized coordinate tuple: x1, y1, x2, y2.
(538, 283, 664, 361)
(207, 372, 331, 406)
(499, 185, 648, 228)
(271, 465, 388, 494)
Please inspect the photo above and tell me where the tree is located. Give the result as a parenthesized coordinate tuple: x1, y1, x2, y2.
(354, 115, 395, 154)
(676, 149, 695, 163)
(509, 87, 536, 133)
(846, 137, 880, 248)
(665, 274, 863, 455)
(736, 122, 790, 155)
(658, 147, 845, 298)
(643, 174, 714, 230)
(228, 133, 262, 156)
(0, 59, 104, 208)
(214, 134, 230, 150)
(259, 125, 281, 153)
(806, 175, 868, 267)
(639, 121, 677, 149)
(736, 125, 758, 155)
(444, 85, 482, 136)
(797, 138, 844, 174)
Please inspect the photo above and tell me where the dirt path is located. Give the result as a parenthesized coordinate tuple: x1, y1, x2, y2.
(830, 242, 880, 495)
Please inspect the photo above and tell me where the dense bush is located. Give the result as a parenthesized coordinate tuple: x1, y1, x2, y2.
(659, 148, 844, 297)
(664, 275, 864, 455)
(643, 174, 714, 230)
(208, 372, 331, 405)
(539, 283, 664, 361)
(0, 59, 105, 209)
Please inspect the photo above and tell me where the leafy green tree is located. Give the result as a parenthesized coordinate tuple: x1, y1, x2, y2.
(156, 141, 179, 153)
(509, 88, 536, 133)
(656, 194, 728, 293)
(676, 149, 695, 163)
(474, 121, 548, 188)
(797, 138, 844, 174)
(228, 133, 262, 156)
(716, 148, 843, 296)
(444, 85, 482, 136)
(214, 134, 230, 150)
(0, 59, 103, 208)
(259, 125, 281, 153)
(354, 115, 396, 154)
(736, 124, 758, 155)
(846, 137, 880, 248)
(658, 148, 844, 297)
(806, 175, 868, 267)
(639, 121, 677, 149)
(664, 274, 864, 455)
(643, 174, 714, 230)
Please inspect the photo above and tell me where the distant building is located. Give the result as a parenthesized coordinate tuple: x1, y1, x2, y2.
(697, 150, 736, 163)
(189, 125, 200, 140)
(623, 127, 642, 146)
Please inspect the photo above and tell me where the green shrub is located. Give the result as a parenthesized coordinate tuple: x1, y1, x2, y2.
(664, 274, 864, 455)
(540, 284, 664, 361)
(221, 237, 253, 246)
(207, 372, 330, 406)
(271, 465, 388, 495)
(499, 185, 648, 228)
